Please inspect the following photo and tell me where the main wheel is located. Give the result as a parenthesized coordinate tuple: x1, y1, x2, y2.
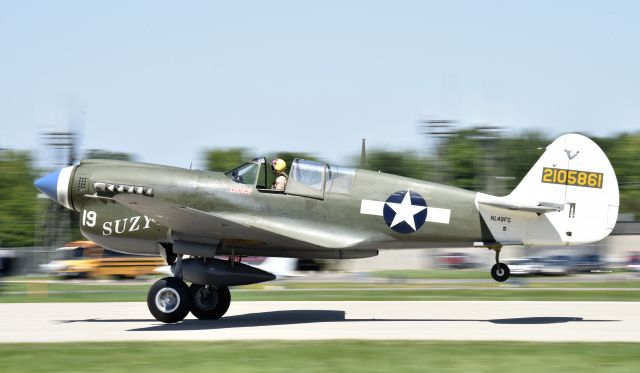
(491, 263, 511, 282)
(147, 277, 191, 323)
(189, 284, 231, 320)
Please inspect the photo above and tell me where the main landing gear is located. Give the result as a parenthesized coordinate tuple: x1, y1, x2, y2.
(147, 277, 232, 323)
(147, 248, 276, 323)
(189, 283, 231, 320)
(146, 253, 233, 323)
(490, 247, 510, 282)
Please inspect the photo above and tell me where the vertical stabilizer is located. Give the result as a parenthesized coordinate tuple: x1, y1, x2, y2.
(476, 134, 619, 246)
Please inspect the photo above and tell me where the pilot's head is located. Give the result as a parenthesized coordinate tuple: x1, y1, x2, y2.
(271, 158, 286, 174)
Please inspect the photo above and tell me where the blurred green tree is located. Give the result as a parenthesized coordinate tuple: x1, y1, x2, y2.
(499, 131, 550, 192)
(594, 132, 640, 215)
(362, 150, 428, 180)
(0, 151, 38, 247)
(436, 129, 483, 190)
(205, 148, 249, 172)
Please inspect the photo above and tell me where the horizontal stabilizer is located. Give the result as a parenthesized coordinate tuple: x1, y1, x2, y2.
(473, 241, 524, 248)
(478, 200, 564, 214)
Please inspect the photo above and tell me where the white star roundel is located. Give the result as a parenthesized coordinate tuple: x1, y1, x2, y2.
(383, 190, 428, 233)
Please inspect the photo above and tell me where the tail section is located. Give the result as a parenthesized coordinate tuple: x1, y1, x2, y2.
(476, 133, 619, 246)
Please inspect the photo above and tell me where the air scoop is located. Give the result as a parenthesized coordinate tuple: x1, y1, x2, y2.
(175, 258, 276, 286)
(34, 166, 76, 210)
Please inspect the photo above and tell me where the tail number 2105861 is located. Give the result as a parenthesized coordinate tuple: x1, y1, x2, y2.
(541, 167, 603, 189)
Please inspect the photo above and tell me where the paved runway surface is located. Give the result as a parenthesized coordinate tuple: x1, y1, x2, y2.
(1, 301, 639, 343)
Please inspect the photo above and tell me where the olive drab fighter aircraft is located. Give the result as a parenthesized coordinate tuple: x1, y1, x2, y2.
(34, 133, 619, 323)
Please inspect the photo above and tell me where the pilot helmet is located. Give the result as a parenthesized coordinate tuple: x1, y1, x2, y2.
(271, 158, 286, 173)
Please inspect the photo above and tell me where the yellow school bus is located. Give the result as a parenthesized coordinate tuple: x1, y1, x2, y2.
(41, 241, 165, 279)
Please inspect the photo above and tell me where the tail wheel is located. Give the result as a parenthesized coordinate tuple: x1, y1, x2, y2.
(189, 284, 231, 320)
(491, 263, 511, 282)
(147, 277, 191, 323)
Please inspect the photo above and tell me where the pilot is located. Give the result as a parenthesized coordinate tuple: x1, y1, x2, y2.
(271, 158, 288, 191)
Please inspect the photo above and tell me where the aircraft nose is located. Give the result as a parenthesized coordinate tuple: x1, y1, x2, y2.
(34, 169, 62, 202)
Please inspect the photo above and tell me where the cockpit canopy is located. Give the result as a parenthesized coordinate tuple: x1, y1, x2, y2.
(224, 158, 264, 186)
(224, 157, 356, 198)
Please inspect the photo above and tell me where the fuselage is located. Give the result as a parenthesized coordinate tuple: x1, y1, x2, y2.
(39, 159, 493, 259)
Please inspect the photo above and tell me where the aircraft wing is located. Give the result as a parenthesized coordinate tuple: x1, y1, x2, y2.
(112, 194, 381, 250)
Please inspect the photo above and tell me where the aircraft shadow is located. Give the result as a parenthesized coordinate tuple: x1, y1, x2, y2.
(127, 310, 347, 331)
(53, 311, 619, 332)
(486, 317, 616, 324)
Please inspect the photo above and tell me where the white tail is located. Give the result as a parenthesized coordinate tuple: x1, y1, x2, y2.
(476, 133, 619, 246)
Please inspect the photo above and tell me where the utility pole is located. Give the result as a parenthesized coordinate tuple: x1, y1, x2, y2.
(38, 131, 78, 252)
(418, 119, 457, 183)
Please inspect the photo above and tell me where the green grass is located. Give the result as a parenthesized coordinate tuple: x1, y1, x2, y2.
(372, 269, 488, 279)
(523, 281, 640, 289)
(0, 281, 150, 302)
(231, 288, 640, 302)
(2, 272, 640, 303)
(2, 280, 640, 302)
(277, 280, 640, 289)
(1, 341, 639, 373)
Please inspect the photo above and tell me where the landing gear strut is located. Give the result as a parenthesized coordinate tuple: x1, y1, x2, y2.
(490, 248, 510, 282)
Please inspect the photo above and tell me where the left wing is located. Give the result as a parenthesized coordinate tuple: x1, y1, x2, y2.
(113, 194, 387, 250)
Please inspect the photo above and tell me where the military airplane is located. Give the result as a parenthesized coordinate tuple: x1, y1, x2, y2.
(34, 133, 619, 323)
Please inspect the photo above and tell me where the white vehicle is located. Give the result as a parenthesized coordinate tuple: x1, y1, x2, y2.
(538, 255, 573, 276)
(503, 258, 542, 276)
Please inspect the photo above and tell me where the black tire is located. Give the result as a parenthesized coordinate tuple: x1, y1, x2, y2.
(491, 263, 511, 282)
(189, 284, 231, 320)
(147, 277, 191, 323)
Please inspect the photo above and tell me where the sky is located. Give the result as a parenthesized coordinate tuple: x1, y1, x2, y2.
(1, 0, 639, 168)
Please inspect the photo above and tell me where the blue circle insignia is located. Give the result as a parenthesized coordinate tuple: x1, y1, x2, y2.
(383, 190, 428, 234)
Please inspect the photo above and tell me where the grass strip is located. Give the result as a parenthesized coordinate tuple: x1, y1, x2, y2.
(2, 285, 640, 302)
(1, 341, 639, 373)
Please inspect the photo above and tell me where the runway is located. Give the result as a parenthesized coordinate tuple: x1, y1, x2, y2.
(1, 301, 639, 343)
